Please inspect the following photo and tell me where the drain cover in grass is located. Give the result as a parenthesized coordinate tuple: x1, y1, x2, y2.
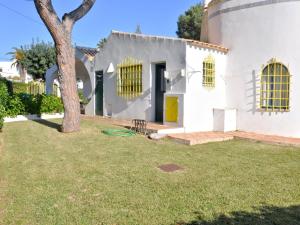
(158, 164, 183, 172)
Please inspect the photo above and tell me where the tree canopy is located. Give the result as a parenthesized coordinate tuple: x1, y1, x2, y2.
(135, 24, 142, 34)
(9, 41, 56, 80)
(97, 38, 107, 50)
(176, 3, 204, 40)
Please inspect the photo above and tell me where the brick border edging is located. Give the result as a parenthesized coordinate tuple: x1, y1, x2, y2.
(167, 133, 300, 147)
(232, 135, 300, 148)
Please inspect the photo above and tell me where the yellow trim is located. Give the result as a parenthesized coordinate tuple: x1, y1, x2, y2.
(260, 58, 290, 112)
(203, 55, 215, 87)
(117, 57, 143, 99)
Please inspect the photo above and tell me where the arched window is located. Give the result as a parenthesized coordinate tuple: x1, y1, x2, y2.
(260, 59, 290, 111)
(117, 57, 143, 99)
(203, 55, 215, 87)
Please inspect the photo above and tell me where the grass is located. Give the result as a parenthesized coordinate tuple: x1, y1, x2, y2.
(0, 118, 299, 225)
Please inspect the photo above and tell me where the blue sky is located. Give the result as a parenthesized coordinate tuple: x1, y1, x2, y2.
(0, 0, 201, 61)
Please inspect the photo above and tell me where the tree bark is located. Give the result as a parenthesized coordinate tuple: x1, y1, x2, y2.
(33, 0, 96, 133)
(56, 34, 80, 133)
(18, 65, 26, 83)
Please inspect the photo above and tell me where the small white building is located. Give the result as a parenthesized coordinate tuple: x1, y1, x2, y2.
(0, 61, 19, 79)
(94, 31, 228, 133)
(46, 0, 300, 138)
(0, 61, 32, 82)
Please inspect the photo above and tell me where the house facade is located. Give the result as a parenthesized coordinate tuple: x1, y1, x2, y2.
(46, 0, 300, 138)
(201, 0, 300, 137)
(92, 31, 228, 132)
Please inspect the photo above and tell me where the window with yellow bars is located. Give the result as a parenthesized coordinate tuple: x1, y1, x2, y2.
(117, 57, 143, 99)
(203, 55, 215, 87)
(260, 59, 290, 111)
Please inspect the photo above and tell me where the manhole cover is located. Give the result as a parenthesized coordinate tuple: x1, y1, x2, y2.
(158, 164, 183, 173)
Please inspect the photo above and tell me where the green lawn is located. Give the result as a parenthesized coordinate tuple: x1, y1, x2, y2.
(0, 119, 299, 225)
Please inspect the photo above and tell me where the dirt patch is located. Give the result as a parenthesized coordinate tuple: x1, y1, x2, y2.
(158, 164, 183, 173)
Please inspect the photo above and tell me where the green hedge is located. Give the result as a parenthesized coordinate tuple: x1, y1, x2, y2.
(0, 78, 64, 131)
(0, 82, 9, 108)
(38, 94, 64, 114)
(3, 94, 64, 117)
(0, 82, 64, 116)
(0, 104, 5, 131)
(0, 77, 13, 95)
(6, 95, 26, 117)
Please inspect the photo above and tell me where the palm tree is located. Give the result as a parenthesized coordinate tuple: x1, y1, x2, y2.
(8, 47, 27, 83)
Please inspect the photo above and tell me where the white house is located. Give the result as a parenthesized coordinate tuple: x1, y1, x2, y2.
(0, 61, 19, 79)
(200, 0, 300, 137)
(46, 0, 300, 138)
(93, 31, 228, 133)
(0, 61, 32, 82)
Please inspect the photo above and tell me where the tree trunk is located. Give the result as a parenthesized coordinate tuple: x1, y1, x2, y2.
(56, 38, 80, 132)
(34, 0, 96, 133)
(19, 65, 26, 83)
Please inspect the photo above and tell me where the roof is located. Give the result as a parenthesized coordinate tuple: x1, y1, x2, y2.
(76, 46, 99, 58)
(111, 30, 229, 53)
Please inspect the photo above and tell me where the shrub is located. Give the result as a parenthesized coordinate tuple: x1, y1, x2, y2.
(78, 89, 89, 105)
(0, 77, 13, 95)
(38, 94, 64, 114)
(6, 95, 25, 117)
(0, 104, 6, 131)
(17, 93, 39, 115)
(0, 82, 9, 108)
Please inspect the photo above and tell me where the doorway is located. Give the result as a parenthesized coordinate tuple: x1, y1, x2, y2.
(95, 70, 103, 116)
(155, 63, 166, 122)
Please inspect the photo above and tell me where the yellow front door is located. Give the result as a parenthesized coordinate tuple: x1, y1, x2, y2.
(166, 96, 178, 123)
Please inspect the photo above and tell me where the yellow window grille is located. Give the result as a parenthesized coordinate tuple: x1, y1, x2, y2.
(117, 57, 143, 99)
(203, 55, 215, 87)
(260, 59, 290, 111)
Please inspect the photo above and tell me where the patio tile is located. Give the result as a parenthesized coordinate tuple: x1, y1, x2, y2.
(168, 131, 300, 147)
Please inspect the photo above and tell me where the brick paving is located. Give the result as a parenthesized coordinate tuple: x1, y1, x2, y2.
(82, 116, 300, 147)
(232, 131, 300, 147)
(169, 131, 300, 147)
(168, 132, 234, 145)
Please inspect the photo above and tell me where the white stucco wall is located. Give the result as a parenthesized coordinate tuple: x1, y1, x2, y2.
(184, 45, 227, 132)
(94, 32, 187, 122)
(0, 61, 19, 79)
(207, 0, 300, 137)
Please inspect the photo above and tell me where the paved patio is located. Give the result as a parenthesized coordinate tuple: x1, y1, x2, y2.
(232, 131, 300, 147)
(168, 132, 234, 145)
(83, 116, 300, 147)
(168, 131, 300, 147)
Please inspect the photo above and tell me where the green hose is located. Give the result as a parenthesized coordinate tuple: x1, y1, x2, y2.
(102, 129, 136, 137)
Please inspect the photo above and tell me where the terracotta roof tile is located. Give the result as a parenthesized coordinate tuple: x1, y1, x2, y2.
(76, 46, 98, 57)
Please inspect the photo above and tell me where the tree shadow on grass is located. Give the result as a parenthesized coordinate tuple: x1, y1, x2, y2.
(173, 205, 300, 225)
(33, 119, 62, 132)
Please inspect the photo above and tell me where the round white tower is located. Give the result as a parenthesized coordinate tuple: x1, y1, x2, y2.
(206, 0, 300, 137)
